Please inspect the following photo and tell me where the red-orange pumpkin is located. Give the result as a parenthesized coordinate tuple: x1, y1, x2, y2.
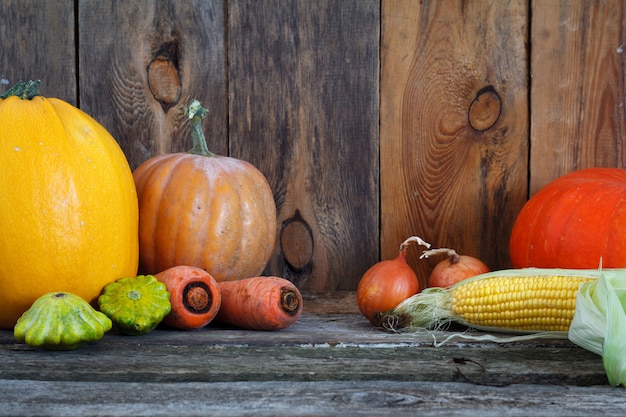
(510, 167, 626, 269)
(133, 100, 277, 281)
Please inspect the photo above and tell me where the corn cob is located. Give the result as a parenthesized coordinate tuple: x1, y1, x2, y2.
(382, 268, 603, 334)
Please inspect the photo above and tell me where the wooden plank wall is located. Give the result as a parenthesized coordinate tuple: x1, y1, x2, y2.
(530, 0, 626, 194)
(0, 1, 76, 103)
(380, 0, 529, 278)
(1, 0, 625, 292)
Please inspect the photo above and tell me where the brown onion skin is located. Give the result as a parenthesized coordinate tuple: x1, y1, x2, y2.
(356, 249, 420, 326)
(427, 253, 490, 288)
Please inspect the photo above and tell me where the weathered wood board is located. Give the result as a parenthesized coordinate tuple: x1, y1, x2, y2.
(77, 0, 228, 167)
(0, 312, 608, 385)
(380, 0, 529, 283)
(0, 0, 76, 102)
(0, 304, 620, 417)
(2, 380, 625, 417)
(530, 0, 626, 194)
(228, 0, 380, 291)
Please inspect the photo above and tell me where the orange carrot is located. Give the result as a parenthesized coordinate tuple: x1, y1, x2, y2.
(215, 276, 303, 331)
(154, 265, 221, 330)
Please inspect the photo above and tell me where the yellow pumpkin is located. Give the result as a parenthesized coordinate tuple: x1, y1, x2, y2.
(0, 81, 139, 328)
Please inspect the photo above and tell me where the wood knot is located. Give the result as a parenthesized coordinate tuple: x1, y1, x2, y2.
(280, 210, 314, 273)
(468, 86, 501, 131)
(147, 42, 181, 112)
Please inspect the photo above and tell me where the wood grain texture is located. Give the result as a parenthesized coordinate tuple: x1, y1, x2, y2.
(381, 0, 529, 284)
(0, 0, 76, 103)
(77, 0, 227, 170)
(0, 311, 608, 386)
(3, 380, 625, 417)
(530, 0, 626, 194)
(229, 0, 380, 291)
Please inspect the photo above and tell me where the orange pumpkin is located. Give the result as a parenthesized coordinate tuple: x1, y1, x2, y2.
(510, 167, 626, 269)
(0, 81, 139, 328)
(133, 100, 277, 281)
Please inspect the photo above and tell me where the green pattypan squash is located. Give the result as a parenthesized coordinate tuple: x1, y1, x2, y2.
(14, 292, 112, 350)
(98, 275, 171, 335)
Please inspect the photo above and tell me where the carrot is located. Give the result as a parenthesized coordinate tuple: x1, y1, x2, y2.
(215, 276, 303, 331)
(154, 265, 221, 330)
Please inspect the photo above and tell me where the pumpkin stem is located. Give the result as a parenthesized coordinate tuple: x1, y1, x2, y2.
(1, 80, 41, 100)
(186, 99, 217, 157)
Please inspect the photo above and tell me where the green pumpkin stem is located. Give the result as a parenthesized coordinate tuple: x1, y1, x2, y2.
(1, 80, 41, 100)
(186, 99, 216, 157)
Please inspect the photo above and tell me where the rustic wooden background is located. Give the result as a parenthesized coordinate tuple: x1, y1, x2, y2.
(1, 0, 625, 292)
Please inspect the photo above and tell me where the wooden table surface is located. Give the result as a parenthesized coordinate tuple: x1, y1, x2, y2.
(1, 292, 624, 416)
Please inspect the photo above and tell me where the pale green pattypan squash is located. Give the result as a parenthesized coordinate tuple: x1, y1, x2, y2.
(98, 275, 171, 335)
(14, 292, 112, 350)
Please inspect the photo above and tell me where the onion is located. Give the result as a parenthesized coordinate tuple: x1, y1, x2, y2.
(422, 248, 490, 288)
(356, 236, 430, 326)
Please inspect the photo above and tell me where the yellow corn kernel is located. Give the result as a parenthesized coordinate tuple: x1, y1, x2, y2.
(450, 275, 596, 332)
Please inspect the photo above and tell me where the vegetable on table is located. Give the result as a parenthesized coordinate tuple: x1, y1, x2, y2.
(154, 265, 221, 330)
(510, 167, 626, 269)
(379, 267, 601, 333)
(356, 236, 430, 326)
(14, 292, 112, 350)
(132, 99, 277, 282)
(215, 276, 302, 331)
(421, 247, 490, 288)
(0, 80, 139, 329)
(98, 275, 171, 335)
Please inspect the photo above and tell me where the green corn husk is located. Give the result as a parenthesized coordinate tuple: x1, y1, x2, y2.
(569, 268, 626, 387)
